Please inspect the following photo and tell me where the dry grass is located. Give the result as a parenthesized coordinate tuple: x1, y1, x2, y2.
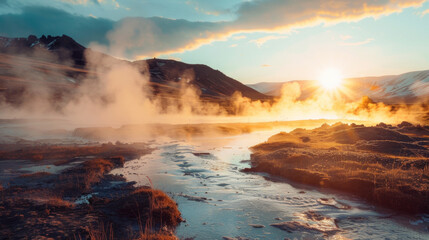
(19, 171, 51, 178)
(0, 141, 181, 239)
(86, 224, 177, 240)
(54, 158, 120, 195)
(112, 187, 182, 227)
(0, 142, 152, 161)
(247, 122, 429, 213)
(135, 233, 177, 240)
(83, 158, 114, 173)
(46, 197, 75, 208)
(84, 187, 181, 240)
(87, 222, 114, 240)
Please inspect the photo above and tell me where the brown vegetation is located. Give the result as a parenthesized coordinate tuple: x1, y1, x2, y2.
(19, 171, 51, 178)
(0, 143, 181, 239)
(0, 142, 150, 161)
(244, 122, 429, 213)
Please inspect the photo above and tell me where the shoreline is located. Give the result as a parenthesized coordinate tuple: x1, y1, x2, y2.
(0, 142, 182, 239)
(244, 122, 429, 214)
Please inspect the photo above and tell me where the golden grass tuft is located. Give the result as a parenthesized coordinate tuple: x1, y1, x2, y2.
(19, 172, 51, 178)
(248, 122, 429, 213)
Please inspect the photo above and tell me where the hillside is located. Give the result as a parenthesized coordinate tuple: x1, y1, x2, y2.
(0, 34, 268, 108)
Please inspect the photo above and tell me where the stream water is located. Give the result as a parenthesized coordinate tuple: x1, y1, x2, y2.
(112, 130, 429, 240)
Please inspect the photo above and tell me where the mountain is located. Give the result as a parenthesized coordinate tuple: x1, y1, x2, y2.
(0, 34, 87, 66)
(247, 80, 318, 101)
(0, 35, 268, 107)
(0, 35, 84, 52)
(353, 71, 429, 103)
(248, 71, 429, 103)
(141, 58, 266, 99)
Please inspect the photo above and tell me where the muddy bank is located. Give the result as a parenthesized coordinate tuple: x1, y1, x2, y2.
(0, 142, 182, 239)
(244, 122, 429, 213)
(0, 141, 149, 161)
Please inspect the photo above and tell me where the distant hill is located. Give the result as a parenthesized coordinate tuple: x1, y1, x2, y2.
(0, 35, 268, 106)
(248, 71, 429, 103)
(139, 58, 267, 99)
(247, 81, 318, 101)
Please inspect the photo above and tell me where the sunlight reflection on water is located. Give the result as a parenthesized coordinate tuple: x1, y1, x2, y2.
(112, 130, 429, 240)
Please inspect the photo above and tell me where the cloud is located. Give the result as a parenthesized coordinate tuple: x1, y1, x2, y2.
(84, 0, 428, 57)
(0, 6, 225, 59)
(261, 64, 271, 67)
(60, 0, 111, 5)
(420, 8, 429, 16)
(341, 38, 375, 46)
(232, 35, 246, 40)
(100, 17, 226, 58)
(185, 0, 222, 16)
(250, 35, 287, 47)
(232, 0, 425, 31)
(61, 0, 101, 5)
(0, 6, 113, 46)
(340, 35, 352, 40)
(0, 0, 425, 59)
(0, 0, 8, 6)
(230, 44, 238, 47)
(61, 0, 120, 8)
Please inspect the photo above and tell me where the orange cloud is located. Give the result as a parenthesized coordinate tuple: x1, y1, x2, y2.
(420, 8, 429, 16)
(250, 35, 287, 47)
(97, 0, 427, 59)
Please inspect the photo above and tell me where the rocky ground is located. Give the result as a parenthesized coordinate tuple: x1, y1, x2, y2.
(0, 142, 182, 239)
(244, 121, 429, 213)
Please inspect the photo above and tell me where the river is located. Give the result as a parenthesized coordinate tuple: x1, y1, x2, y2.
(111, 130, 429, 240)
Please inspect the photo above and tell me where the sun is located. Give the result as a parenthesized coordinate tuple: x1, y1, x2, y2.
(318, 68, 343, 90)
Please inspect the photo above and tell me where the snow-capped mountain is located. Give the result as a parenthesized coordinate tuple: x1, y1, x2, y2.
(0, 34, 88, 67)
(355, 70, 429, 102)
(248, 71, 429, 103)
(0, 34, 84, 51)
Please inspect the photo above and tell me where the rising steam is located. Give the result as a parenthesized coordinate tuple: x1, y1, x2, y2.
(0, 48, 425, 127)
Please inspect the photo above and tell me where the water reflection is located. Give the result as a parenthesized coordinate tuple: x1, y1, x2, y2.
(112, 130, 429, 239)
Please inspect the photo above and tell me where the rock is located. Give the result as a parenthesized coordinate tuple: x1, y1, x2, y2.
(249, 224, 265, 228)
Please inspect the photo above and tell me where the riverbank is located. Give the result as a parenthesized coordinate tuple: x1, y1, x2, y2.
(244, 122, 429, 213)
(0, 142, 182, 239)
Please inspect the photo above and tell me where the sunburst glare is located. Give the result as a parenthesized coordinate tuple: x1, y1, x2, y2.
(318, 68, 343, 90)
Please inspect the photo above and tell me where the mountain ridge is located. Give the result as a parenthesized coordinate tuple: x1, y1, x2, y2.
(247, 70, 429, 103)
(0, 34, 268, 102)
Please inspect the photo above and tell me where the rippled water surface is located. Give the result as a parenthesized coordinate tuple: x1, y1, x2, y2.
(112, 130, 429, 240)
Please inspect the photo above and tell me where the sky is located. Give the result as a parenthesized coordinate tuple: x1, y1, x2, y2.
(0, 0, 428, 84)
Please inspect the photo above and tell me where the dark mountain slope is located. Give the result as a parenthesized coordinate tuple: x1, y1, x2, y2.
(0, 35, 268, 102)
(141, 59, 267, 99)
